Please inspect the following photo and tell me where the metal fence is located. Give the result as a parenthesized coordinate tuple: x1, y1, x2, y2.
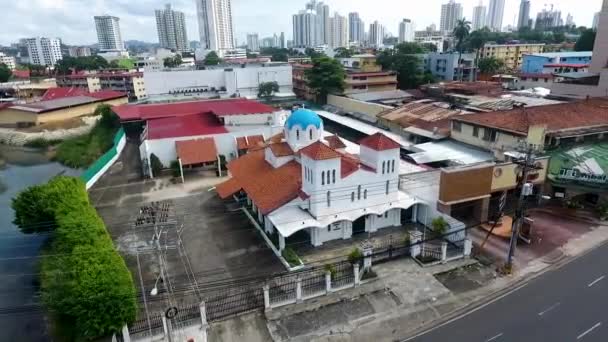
(301, 273, 326, 298)
(205, 286, 264, 321)
(268, 280, 297, 305)
(331, 262, 355, 289)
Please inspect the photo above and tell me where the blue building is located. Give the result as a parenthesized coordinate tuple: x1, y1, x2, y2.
(521, 52, 593, 73)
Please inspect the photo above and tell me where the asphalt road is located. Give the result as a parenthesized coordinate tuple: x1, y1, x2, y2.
(407, 243, 608, 342)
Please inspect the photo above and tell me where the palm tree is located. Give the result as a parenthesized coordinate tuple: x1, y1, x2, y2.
(453, 18, 471, 81)
(468, 28, 489, 80)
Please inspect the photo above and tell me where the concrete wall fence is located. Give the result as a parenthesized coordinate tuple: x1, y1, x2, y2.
(327, 94, 392, 120)
(81, 128, 126, 190)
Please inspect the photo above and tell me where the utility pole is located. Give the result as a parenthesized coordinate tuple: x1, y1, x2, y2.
(506, 144, 540, 271)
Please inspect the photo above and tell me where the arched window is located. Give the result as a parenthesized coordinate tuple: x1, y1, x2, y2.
(382, 161, 385, 174)
(364, 189, 367, 199)
(357, 185, 361, 200)
(321, 171, 325, 185)
(351, 192, 355, 202)
(332, 170, 336, 184)
(391, 160, 395, 173)
(309, 128, 313, 140)
(385, 180, 390, 194)
(327, 191, 331, 207)
(296, 129, 300, 140)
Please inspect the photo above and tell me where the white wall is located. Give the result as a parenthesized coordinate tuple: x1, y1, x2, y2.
(142, 125, 283, 166)
(222, 113, 274, 126)
(301, 146, 401, 219)
(144, 65, 293, 98)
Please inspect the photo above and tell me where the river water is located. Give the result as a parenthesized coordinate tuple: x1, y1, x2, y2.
(0, 145, 80, 341)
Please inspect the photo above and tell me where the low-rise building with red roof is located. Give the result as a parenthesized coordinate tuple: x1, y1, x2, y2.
(119, 98, 290, 173)
(56, 71, 147, 101)
(0, 90, 127, 127)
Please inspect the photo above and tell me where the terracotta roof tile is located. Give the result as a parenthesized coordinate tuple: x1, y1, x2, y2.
(269, 142, 294, 157)
(453, 98, 608, 135)
(325, 134, 347, 149)
(216, 178, 242, 199)
(175, 138, 218, 165)
(267, 132, 285, 143)
(299, 141, 342, 160)
(359, 133, 401, 151)
(225, 150, 301, 214)
(246, 135, 265, 149)
(236, 137, 248, 150)
(341, 156, 359, 178)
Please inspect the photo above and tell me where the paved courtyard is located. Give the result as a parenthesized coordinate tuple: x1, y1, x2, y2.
(90, 142, 283, 317)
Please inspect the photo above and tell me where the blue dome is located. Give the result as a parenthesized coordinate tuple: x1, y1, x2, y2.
(285, 109, 322, 130)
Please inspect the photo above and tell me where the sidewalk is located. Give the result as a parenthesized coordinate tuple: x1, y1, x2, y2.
(258, 222, 608, 342)
(199, 213, 608, 342)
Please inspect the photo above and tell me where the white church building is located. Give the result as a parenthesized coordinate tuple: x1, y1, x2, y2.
(217, 108, 427, 250)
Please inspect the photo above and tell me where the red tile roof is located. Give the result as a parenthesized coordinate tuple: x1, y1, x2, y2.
(269, 142, 294, 157)
(216, 178, 242, 199)
(236, 135, 265, 151)
(236, 136, 248, 150)
(453, 98, 608, 135)
(176, 138, 218, 165)
(42, 87, 87, 100)
(41, 88, 126, 101)
(147, 113, 228, 140)
(341, 155, 359, 178)
(12, 69, 30, 79)
(87, 90, 128, 100)
(300, 141, 342, 160)
(61, 71, 143, 79)
(359, 133, 401, 151)
(113, 99, 276, 121)
(325, 134, 347, 149)
(267, 132, 285, 143)
(220, 150, 302, 214)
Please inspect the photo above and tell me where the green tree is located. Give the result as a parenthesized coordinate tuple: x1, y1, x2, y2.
(453, 18, 471, 81)
(163, 55, 183, 68)
(304, 56, 345, 103)
(260, 47, 289, 62)
(334, 47, 355, 58)
(0, 63, 11, 82)
(575, 29, 596, 51)
(54, 56, 110, 74)
(376, 43, 431, 89)
(96, 104, 120, 130)
(203, 51, 221, 65)
(305, 47, 322, 58)
(467, 29, 489, 80)
(257, 81, 280, 100)
(477, 56, 505, 75)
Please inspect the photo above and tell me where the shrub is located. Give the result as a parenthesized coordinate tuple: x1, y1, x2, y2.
(53, 104, 119, 168)
(13, 176, 137, 339)
(170, 160, 181, 178)
(24, 138, 62, 148)
(431, 216, 449, 238)
(281, 247, 302, 267)
(150, 153, 163, 177)
(403, 235, 411, 246)
(324, 263, 337, 279)
(347, 248, 363, 265)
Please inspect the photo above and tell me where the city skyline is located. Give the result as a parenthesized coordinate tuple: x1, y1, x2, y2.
(0, 0, 602, 46)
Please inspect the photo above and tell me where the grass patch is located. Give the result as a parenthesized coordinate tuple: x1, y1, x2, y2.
(24, 138, 63, 149)
(53, 105, 118, 168)
(282, 247, 302, 267)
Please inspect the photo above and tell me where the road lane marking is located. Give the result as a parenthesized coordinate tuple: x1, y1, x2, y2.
(587, 275, 605, 287)
(538, 302, 561, 316)
(577, 322, 601, 340)
(486, 333, 503, 341)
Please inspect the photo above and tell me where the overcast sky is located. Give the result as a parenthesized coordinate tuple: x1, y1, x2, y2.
(1, 0, 603, 46)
